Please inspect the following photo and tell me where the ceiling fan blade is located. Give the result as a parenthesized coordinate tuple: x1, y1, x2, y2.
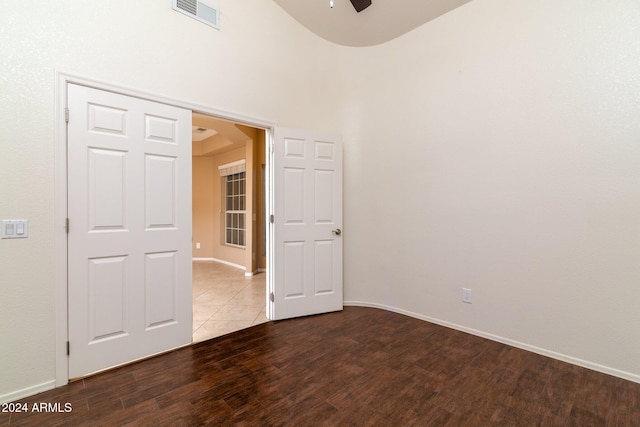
(349, 0, 372, 13)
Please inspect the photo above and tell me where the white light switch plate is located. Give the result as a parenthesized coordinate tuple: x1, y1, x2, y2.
(2, 220, 29, 239)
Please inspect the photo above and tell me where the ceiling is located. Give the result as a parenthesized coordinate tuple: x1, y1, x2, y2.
(192, 113, 255, 157)
(273, 0, 474, 47)
(193, 1, 476, 150)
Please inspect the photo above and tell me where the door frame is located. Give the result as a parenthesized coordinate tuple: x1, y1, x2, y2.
(54, 72, 275, 386)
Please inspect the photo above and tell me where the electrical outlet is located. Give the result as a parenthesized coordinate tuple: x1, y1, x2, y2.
(462, 288, 472, 304)
(196, 242, 201, 249)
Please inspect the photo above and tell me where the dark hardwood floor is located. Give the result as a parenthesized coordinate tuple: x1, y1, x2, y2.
(3, 307, 639, 426)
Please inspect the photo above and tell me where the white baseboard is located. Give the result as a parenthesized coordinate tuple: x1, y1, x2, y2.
(192, 258, 245, 271)
(344, 300, 640, 385)
(0, 380, 56, 404)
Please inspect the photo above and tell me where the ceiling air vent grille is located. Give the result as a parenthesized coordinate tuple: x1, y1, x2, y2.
(173, 0, 220, 30)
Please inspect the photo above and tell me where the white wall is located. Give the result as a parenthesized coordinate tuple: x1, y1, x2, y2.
(0, 0, 345, 401)
(342, 0, 640, 381)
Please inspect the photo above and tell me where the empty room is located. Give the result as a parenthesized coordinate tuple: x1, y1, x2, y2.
(1, 0, 640, 424)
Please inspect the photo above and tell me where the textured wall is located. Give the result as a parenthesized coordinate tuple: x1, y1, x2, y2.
(0, 0, 344, 400)
(342, 0, 640, 381)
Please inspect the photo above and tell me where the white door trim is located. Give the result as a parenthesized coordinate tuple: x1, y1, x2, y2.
(54, 72, 275, 386)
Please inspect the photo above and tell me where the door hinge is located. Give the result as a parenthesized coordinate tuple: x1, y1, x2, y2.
(270, 214, 274, 224)
(269, 292, 275, 302)
(65, 108, 69, 124)
(66, 341, 70, 356)
(65, 218, 70, 234)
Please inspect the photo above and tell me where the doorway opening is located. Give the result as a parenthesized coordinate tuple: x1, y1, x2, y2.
(56, 74, 276, 385)
(190, 113, 268, 342)
(56, 75, 342, 386)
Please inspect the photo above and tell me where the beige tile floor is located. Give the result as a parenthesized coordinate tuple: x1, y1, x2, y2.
(192, 261, 269, 343)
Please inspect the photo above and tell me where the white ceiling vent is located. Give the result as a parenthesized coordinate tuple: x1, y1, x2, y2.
(173, 0, 220, 30)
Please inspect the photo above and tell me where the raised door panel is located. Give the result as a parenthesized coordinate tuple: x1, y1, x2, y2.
(283, 241, 305, 299)
(145, 155, 177, 230)
(284, 137, 305, 159)
(145, 252, 178, 330)
(89, 104, 127, 136)
(145, 114, 177, 144)
(314, 240, 335, 295)
(314, 140, 335, 161)
(314, 170, 334, 224)
(283, 168, 305, 225)
(88, 149, 127, 232)
(88, 256, 128, 342)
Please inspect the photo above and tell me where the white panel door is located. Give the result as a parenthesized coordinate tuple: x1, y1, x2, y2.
(271, 128, 343, 320)
(67, 84, 192, 378)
